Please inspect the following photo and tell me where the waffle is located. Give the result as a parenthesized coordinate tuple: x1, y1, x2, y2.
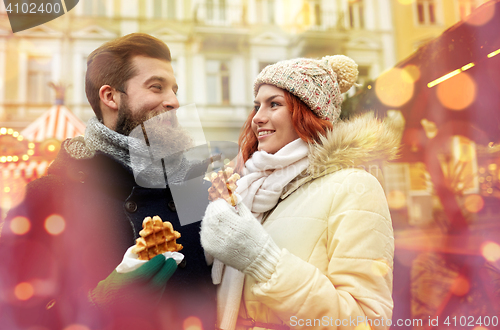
(131, 216, 183, 260)
(205, 167, 240, 206)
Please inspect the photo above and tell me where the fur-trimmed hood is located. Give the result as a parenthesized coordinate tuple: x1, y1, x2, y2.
(307, 112, 401, 178)
(281, 113, 401, 198)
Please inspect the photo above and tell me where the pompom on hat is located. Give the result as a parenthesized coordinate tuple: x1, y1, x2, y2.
(254, 55, 358, 123)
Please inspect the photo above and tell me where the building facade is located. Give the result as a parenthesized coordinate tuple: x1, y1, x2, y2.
(0, 0, 397, 142)
(392, 0, 491, 62)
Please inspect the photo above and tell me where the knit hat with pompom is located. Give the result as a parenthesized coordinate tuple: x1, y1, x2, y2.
(254, 55, 358, 123)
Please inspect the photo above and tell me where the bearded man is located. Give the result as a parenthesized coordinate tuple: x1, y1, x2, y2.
(0, 33, 215, 330)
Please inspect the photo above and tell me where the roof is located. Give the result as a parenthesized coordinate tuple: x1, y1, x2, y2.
(20, 105, 86, 142)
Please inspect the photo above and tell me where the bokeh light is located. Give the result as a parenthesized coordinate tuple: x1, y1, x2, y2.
(14, 282, 34, 301)
(436, 72, 476, 110)
(403, 64, 420, 83)
(0, 177, 27, 210)
(465, 1, 495, 26)
(387, 190, 407, 209)
(371, 259, 390, 277)
(63, 325, 90, 330)
(473, 327, 489, 330)
(44, 214, 66, 235)
(184, 316, 203, 330)
(464, 194, 484, 213)
(481, 241, 500, 262)
(450, 275, 470, 296)
(376, 68, 414, 107)
(46, 299, 56, 310)
(10, 216, 31, 235)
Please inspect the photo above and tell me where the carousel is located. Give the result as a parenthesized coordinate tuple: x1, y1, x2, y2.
(0, 84, 86, 217)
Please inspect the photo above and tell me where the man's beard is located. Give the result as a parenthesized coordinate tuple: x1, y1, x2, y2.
(114, 100, 194, 169)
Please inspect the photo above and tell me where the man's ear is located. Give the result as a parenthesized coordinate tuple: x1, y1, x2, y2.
(99, 85, 119, 110)
(99, 85, 120, 129)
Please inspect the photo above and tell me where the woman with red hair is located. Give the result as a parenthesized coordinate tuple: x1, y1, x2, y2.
(201, 56, 399, 330)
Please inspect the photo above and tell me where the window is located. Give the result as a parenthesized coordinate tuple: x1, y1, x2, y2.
(83, 0, 107, 16)
(206, 60, 230, 105)
(300, 1, 322, 27)
(153, 0, 176, 19)
(207, 0, 213, 19)
(154, 0, 162, 18)
(255, 0, 275, 24)
(384, 162, 435, 225)
(206, 0, 226, 21)
(313, 1, 321, 26)
(416, 0, 437, 25)
(28, 56, 52, 104)
(267, 0, 274, 23)
(348, 0, 364, 29)
(384, 163, 410, 210)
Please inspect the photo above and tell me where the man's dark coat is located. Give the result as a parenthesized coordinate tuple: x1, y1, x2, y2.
(0, 140, 216, 330)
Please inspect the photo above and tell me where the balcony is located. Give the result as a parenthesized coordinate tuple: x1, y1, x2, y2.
(194, 3, 245, 27)
(301, 10, 343, 32)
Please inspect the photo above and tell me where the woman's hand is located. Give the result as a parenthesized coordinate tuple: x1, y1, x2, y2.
(200, 199, 281, 281)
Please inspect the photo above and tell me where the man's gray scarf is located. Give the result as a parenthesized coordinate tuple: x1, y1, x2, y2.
(66, 117, 190, 186)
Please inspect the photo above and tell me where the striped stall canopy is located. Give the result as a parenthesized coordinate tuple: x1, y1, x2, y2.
(21, 105, 86, 142)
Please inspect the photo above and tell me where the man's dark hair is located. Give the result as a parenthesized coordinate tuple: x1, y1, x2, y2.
(85, 33, 172, 120)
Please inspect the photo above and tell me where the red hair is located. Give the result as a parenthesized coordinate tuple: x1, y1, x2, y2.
(236, 90, 333, 173)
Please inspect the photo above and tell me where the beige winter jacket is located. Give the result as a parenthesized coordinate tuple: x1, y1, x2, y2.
(237, 114, 399, 330)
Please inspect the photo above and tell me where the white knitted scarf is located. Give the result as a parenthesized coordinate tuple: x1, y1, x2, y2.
(213, 138, 310, 330)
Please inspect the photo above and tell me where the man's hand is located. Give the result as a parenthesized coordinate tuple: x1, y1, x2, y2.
(89, 254, 177, 311)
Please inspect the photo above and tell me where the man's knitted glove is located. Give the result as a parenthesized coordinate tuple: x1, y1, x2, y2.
(200, 199, 281, 282)
(89, 254, 177, 311)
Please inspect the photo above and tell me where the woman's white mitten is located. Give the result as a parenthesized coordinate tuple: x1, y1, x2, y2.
(200, 199, 281, 282)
